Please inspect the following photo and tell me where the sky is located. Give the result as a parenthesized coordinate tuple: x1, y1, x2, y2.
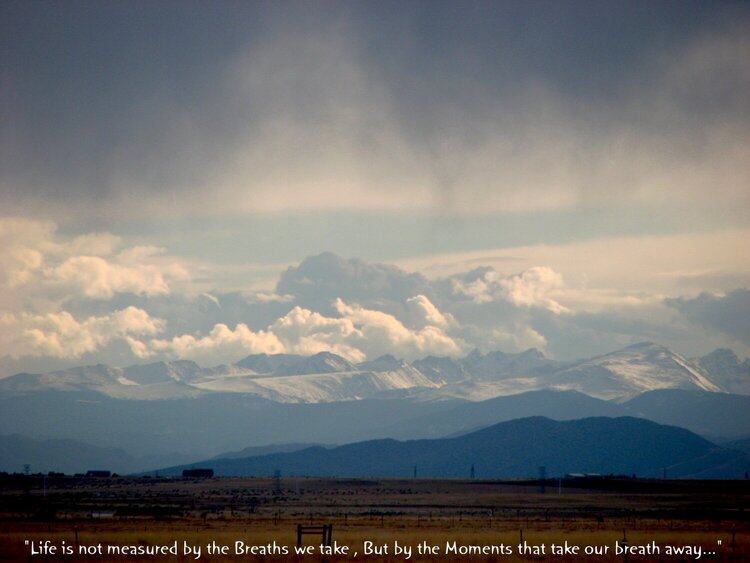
(1, 1, 749, 375)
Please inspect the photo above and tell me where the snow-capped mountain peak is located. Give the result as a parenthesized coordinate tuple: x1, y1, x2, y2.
(547, 341, 720, 400)
(273, 351, 356, 376)
(0, 342, 737, 403)
(357, 354, 408, 372)
(122, 360, 202, 384)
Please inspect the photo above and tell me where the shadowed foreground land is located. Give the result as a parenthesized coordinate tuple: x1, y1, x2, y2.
(1, 475, 748, 561)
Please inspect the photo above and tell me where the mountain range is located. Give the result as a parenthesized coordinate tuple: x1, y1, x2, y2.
(159, 416, 750, 480)
(1, 341, 748, 475)
(1, 341, 741, 403)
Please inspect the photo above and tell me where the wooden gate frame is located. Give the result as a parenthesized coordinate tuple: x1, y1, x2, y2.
(296, 524, 332, 547)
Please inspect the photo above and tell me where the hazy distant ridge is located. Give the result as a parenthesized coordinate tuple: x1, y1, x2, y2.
(158, 416, 749, 480)
(3, 390, 750, 474)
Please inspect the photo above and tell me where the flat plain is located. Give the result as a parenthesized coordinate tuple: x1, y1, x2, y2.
(1, 475, 748, 561)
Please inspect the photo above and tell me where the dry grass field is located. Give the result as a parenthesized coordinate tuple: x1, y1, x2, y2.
(1, 475, 748, 562)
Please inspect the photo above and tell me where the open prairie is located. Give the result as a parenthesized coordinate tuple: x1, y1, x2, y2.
(1, 475, 748, 561)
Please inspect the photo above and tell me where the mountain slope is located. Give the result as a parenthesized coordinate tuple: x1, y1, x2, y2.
(0, 390, 460, 460)
(190, 364, 438, 403)
(720, 437, 750, 454)
(209, 442, 322, 460)
(542, 342, 720, 400)
(380, 389, 629, 440)
(408, 342, 721, 402)
(623, 389, 750, 441)
(158, 416, 748, 479)
(0, 362, 206, 400)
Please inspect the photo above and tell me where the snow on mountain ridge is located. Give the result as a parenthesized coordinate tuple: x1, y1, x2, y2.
(357, 354, 405, 372)
(411, 356, 469, 384)
(272, 351, 356, 376)
(191, 366, 438, 403)
(122, 360, 203, 384)
(0, 362, 206, 399)
(0, 342, 737, 402)
(546, 342, 720, 400)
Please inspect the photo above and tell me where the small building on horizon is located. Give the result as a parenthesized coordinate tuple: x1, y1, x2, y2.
(182, 468, 214, 478)
(85, 470, 111, 477)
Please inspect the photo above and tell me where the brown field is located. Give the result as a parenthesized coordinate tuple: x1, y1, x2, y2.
(1, 475, 748, 562)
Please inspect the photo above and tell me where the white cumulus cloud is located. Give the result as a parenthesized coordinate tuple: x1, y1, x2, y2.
(452, 266, 568, 314)
(138, 296, 465, 365)
(0, 218, 55, 288)
(0, 307, 165, 359)
(147, 323, 284, 364)
(0, 218, 190, 306)
(406, 294, 452, 328)
(46, 255, 172, 299)
(332, 297, 464, 360)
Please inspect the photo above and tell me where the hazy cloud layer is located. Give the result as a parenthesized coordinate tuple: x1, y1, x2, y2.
(2, 2, 748, 221)
(402, 229, 750, 299)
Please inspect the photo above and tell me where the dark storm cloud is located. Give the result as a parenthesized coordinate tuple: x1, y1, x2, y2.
(666, 289, 750, 346)
(356, 1, 725, 126)
(2, 0, 748, 219)
(1, 0, 269, 203)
